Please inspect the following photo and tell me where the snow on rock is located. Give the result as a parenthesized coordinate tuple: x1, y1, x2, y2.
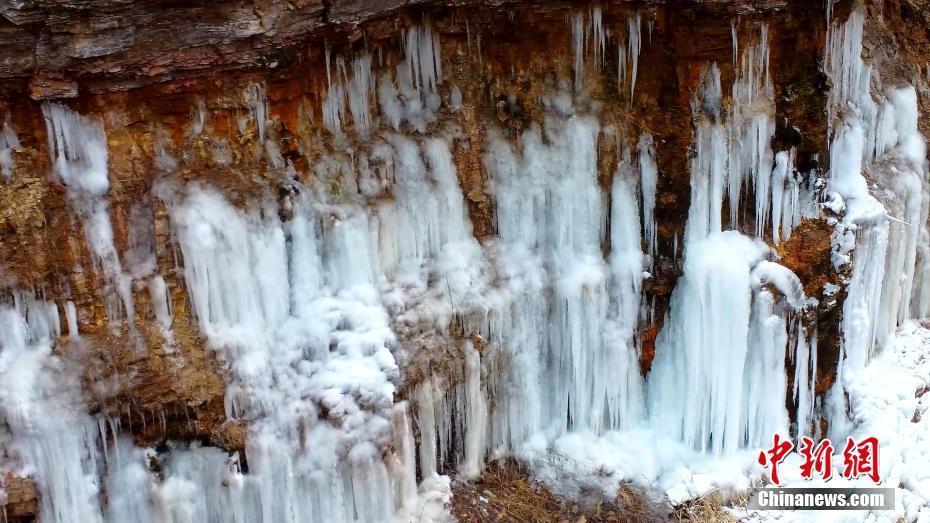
(752, 260, 806, 309)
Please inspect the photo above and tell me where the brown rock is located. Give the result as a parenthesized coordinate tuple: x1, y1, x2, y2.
(1, 474, 38, 520)
(29, 72, 79, 99)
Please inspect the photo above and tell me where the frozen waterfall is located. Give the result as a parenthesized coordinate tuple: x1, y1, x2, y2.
(1, 8, 928, 522)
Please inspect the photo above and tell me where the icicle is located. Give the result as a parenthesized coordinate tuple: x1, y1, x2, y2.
(779, 149, 806, 243)
(882, 88, 927, 326)
(685, 64, 727, 244)
(592, 7, 606, 70)
(617, 38, 627, 95)
(43, 104, 109, 196)
(105, 442, 156, 522)
(752, 260, 805, 308)
(65, 300, 79, 338)
(378, 72, 403, 131)
(484, 100, 646, 448)
(154, 446, 258, 522)
(416, 379, 440, 480)
(792, 326, 818, 438)
(825, 15, 926, 347)
(771, 150, 790, 244)
(325, 44, 333, 87)
(370, 134, 476, 285)
(628, 13, 642, 101)
(830, 123, 888, 380)
(911, 192, 930, 319)
(348, 54, 375, 136)
(380, 24, 443, 132)
(243, 83, 268, 142)
(824, 90, 886, 441)
(572, 12, 585, 92)
(450, 85, 463, 109)
(168, 185, 288, 333)
(189, 98, 206, 137)
(822, 12, 930, 443)
(648, 48, 806, 452)
(825, 12, 878, 147)
(729, 24, 775, 237)
(400, 24, 442, 97)
(322, 54, 375, 137)
(638, 133, 658, 259)
(322, 57, 347, 136)
(606, 155, 647, 428)
(743, 289, 790, 447)
(148, 275, 172, 331)
(42, 103, 137, 330)
(731, 19, 738, 66)
(390, 403, 418, 512)
(0, 119, 18, 182)
(163, 181, 414, 522)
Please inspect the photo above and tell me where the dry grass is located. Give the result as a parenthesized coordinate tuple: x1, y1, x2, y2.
(450, 458, 756, 522)
(670, 489, 741, 523)
(450, 459, 665, 522)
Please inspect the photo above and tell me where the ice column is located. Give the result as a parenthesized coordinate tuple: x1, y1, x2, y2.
(166, 183, 408, 523)
(728, 25, 776, 237)
(823, 10, 930, 439)
(638, 133, 658, 260)
(792, 328, 818, 438)
(0, 293, 104, 523)
(685, 65, 727, 244)
(648, 233, 797, 454)
(606, 154, 647, 427)
(650, 55, 802, 454)
(485, 105, 646, 450)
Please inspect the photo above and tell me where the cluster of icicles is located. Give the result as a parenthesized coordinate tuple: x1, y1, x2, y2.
(0, 7, 928, 522)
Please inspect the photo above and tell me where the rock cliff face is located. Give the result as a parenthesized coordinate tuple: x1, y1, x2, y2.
(1, 0, 929, 521)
